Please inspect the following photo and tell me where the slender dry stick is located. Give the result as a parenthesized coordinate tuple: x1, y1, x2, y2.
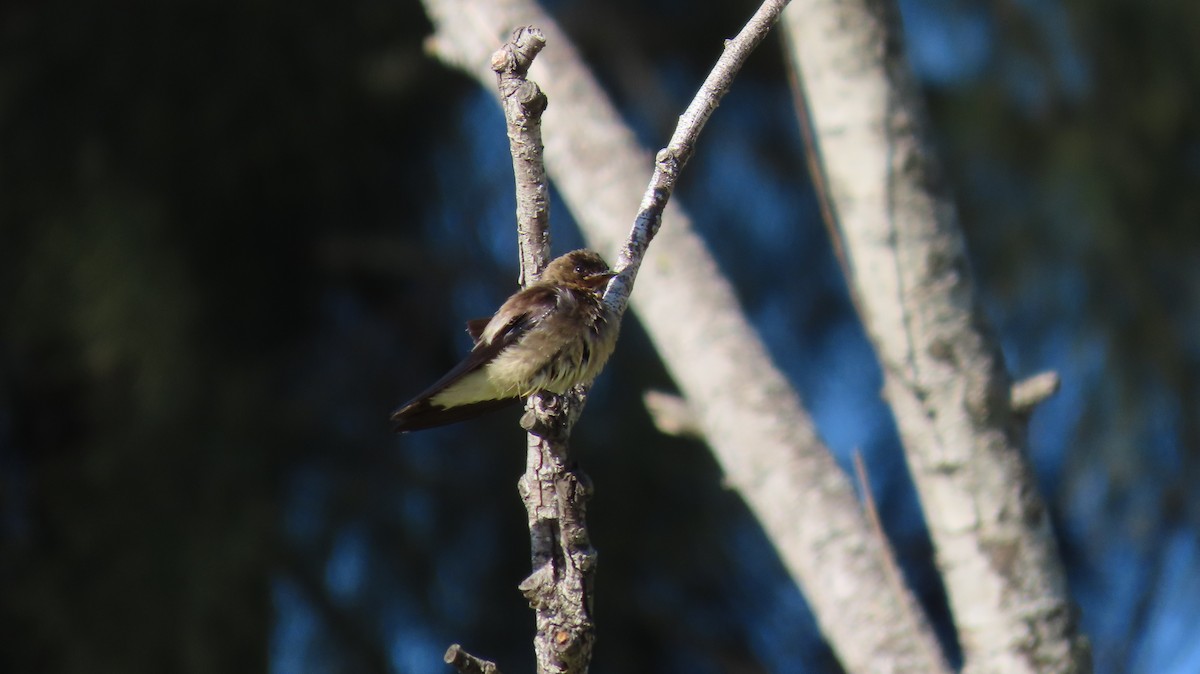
(492, 26, 598, 674)
(1010, 371, 1061, 415)
(493, 26, 552, 286)
(444, 644, 504, 674)
(602, 0, 789, 312)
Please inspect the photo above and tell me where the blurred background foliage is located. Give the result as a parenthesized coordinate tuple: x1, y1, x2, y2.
(2, 0, 1198, 672)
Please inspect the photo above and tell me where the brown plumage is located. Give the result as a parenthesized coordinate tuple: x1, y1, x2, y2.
(391, 249, 619, 432)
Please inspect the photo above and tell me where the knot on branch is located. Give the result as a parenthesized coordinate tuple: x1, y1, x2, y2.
(516, 81, 548, 116)
(547, 623, 594, 669)
(520, 393, 564, 439)
(491, 26, 546, 76)
(492, 27, 550, 119)
(654, 147, 678, 171)
(519, 563, 556, 606)
(521, 389, 587, 443)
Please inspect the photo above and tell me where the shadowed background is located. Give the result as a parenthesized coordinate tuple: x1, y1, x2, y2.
(3, 0, 1199, 672)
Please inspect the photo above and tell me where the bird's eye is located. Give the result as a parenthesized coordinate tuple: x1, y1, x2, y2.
(575, 264, 586, 274)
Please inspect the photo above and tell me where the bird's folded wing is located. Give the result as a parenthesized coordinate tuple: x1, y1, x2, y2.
(390, 285, 560, 431)
(465, 317, 491, 342)
(389, 397, 520, 432)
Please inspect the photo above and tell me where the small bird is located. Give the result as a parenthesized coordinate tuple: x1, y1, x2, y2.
(391, 249, 620, 432)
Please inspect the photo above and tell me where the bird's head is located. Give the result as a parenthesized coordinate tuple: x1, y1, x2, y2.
(543, 249, 616, 291)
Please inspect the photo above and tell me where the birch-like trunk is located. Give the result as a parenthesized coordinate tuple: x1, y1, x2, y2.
(781, 2, 1090, 672)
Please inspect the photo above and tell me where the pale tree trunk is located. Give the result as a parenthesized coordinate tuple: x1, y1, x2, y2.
(781, 1, 1091, 672)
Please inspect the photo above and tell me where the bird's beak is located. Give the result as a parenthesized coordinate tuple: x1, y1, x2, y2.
(582, 270, 617, 290)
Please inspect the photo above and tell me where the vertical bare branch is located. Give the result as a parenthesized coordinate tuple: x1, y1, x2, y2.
(492, 26, 597, 674)
(515, 391, 596, 674)
(492, 26, 552, 286)
(780, 2, 1091, 672)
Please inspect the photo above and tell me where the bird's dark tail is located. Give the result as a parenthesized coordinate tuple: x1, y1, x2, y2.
(391, 397, 521, 433)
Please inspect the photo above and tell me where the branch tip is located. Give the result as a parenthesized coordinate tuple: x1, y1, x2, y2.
(1011, 371, 1061, 414)
(443, 644, 503, 674)
(491, 25, 546, 78)
(643, 390, 702, 438)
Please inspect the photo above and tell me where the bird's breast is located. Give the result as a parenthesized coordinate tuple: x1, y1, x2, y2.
(487, 303, 616, 396)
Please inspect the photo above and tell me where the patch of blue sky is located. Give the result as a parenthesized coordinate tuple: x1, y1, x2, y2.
(440, 88, 592, 278)
(428, 90, 515, 255)
(727, 521, 827, 674)
(384, 610, 444, 674)
(1131, 530, 1200, 674)
(803, 320, 890, 465)
(325, 524, 369, 601)
(690, 82, 808, 238)
(398, 483, 435, 546)
(1140, 384, 1183, 478)
(1076, 523, 1151, 669)
(1024, 328, 1102, 491)
(270, 577, 323, 674)
(1009, 0, 1091, 99)
(898, 0, 993, 86)
(430, 514, 500, 625)
(283, 465, 331, 542)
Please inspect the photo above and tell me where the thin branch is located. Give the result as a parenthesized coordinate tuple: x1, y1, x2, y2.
(1011, 371, 1061, 414)
(603, 0, 789, 314)
(516, 392, 596, 674)
(493, 26, 552, 286)
(444, 644, 503, 674)
(493, 26, 597, 674)
(642, 390, 701, 439)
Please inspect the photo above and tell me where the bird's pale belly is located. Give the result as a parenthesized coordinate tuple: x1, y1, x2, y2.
(490, 329, 614, 397)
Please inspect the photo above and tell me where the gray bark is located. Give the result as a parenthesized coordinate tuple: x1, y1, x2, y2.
(780, 2, 1091, 672)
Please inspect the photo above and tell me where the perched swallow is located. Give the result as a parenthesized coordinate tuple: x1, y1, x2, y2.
(391, 249, 619, 432)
